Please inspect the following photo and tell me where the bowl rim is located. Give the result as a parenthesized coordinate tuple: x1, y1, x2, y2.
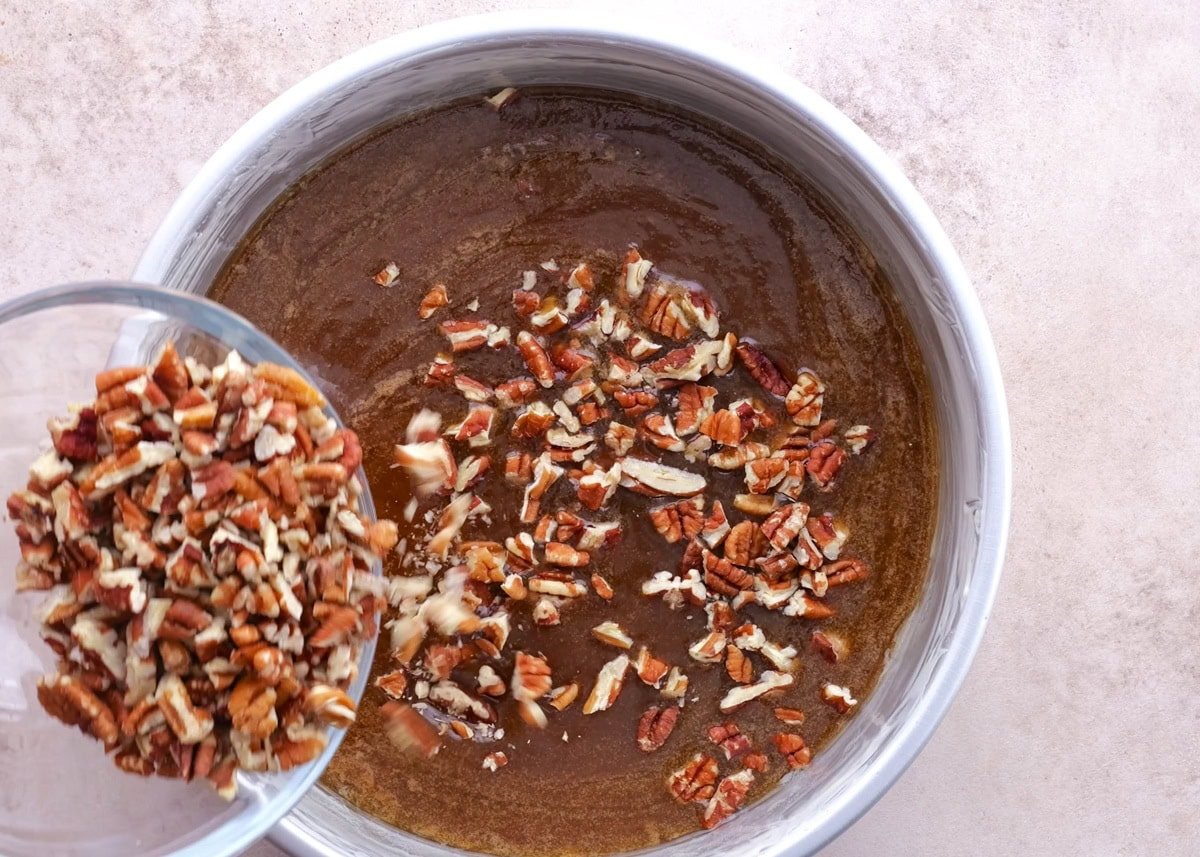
(0, 280, 381, 857)
(133, 11, 1011, 856)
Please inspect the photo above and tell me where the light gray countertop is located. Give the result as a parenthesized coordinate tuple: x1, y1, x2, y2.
(2, 1, 1197, 854)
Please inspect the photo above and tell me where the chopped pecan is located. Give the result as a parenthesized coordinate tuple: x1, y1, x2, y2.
(374, 262, 400, 287)
(825, 557, 870, 587)
(381, 702, 441, 757)
(724, 646, 753, 684)
(418, 283, 450, 319)
(640, 413, 685, 453)
(699, 500, 731, 549)
(375, 670, 409, 699)
(731, 493, 776, 520)
(634, 646, 670, 688)
(699, 409, 744, 446)
(811, 630, 849, 664)
(745, 457, 787, 494)
(701, 769, 755, 829)
(591, 621, 633, 649)
(636, 705, 678, 752)
(544, 542, 590, 567)
(782, 590, 836, 619)
(591, 573, 614, 600)
(649, 496, 705, 544)
(741, 752, 769, 772)
(482, 750, 508, 771)
(37, 673, 120, 749)
(774, 707, 806, 725)
(785, 370, 825, 426)
(623, 248, 653, 298)
(495, 378, 539, 408)
(453, 374, 493, 403)
(761, 502, 810, 550)
(702, 549, 753, 597)
(806, 512, 849, 559)
(718, 670, 794, 713)
(547, 682, 580, 711)
(844, 424, 876, 454)
(512, 652, 553, 703)
(619, 457, 705, 497)
(674, 383, 716, 437)
(516, 331, 556, 388)
(612, 388, 658, 418)
(806, 439, 846, 489)
(773, 732, 812, 769)
(688, 630, 727, 663)
(642, 569, 706, 609)
(661, 666, 689, 699)
(440, 319, 491, 352)
(512, 401, 556, 439)
(604, 421, 637, 456)
(582, 654, 629, 714)
(513, 288, 541, 317)
(707, 722, 752, 760)
(734, 340, 790, 396)
(668, 753, 719, 803)
(821, 683, 858, 713)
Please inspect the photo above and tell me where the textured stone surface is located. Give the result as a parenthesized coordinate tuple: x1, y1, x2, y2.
(2, 1, 1197, 854)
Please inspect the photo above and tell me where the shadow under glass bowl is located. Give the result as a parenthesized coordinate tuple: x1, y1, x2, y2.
(0, 282, 379, 857)
(132, 12, 1012, 857)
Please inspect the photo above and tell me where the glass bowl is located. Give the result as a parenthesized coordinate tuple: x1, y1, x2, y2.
(0, 282, 379, 857)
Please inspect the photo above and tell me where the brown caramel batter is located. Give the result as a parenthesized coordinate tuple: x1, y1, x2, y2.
(209, 90, 938, 856)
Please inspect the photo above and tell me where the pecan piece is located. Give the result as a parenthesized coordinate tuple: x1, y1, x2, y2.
(612, 388, 658, 418)
(707, 722, 752, 760)
(724, 646, 754, 684)
(702, 549, 753, 597)
(718, 670, 794, 713)
(734, 340, 790, 396)
(745, 457, 787, 494)
(381, 701, 441, 757)
(636, 705, 679, 752)
(761, 502, 810, 550)
(547, 682, 580, 711)
(668, 753, 719, 803)
(649, 496, 705, 544)
(844, 424, 877, 454)
(825, 557, 870, 587)
(699, 409, 744, 446)
(582, 654, 629, 714)
(517, 331, 556, 388)
(811, 630, 849, 663)
(37, 673, 120, 749)
(623, 247, 653, 299)
(821, 683, 858, 713)
(620, 457, 705, 497)
(544, 542, 590, 567)
(806, 512, 849, 560)
(774, 707, 806, 726)
(773, 732, 812, 769)
(806, 439, 846, 489)
(634, 646, 670, 688)
(591, 621, 634, 649)
(701, 769, 755, 829)
(418, 283, 450, 319)
(440, 319, 490, 353)
(590, 573, 614, 600)
(785, 370, 825, 426)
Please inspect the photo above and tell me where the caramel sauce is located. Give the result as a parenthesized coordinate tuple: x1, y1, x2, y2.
(209, 89, 938, 856)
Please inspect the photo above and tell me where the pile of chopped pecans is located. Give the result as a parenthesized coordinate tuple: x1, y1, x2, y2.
(383, 246, 878, 830)
(6, 343, 396, 797)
